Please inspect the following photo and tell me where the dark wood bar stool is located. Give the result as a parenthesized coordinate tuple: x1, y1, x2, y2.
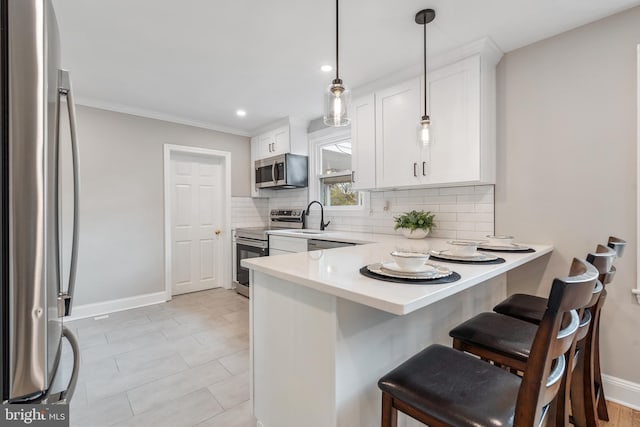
(449, 248, 611, 426)
(493, 237, 626, 424)
(377, 258, 598, 427)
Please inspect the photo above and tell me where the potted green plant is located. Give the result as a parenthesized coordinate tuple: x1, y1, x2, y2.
(394, 210, 435, 239)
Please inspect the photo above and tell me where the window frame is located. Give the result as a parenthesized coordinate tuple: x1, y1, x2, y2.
(308, 127, 368, 212)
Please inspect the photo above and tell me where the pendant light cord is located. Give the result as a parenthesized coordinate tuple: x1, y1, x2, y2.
(423, 19, 427, 117)
(335, 0, 340, 81)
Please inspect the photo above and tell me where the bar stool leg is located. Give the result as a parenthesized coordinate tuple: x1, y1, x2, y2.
(572, 296, 607, 427)
(381, 392, 398, 427)
(571, 339, 597, 427)
(594, 309, 609, 421)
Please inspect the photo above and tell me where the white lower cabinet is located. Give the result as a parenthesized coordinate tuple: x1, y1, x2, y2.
(268, 235, 308, 254)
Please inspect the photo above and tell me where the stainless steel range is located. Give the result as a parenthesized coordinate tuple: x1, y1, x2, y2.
(234, 209, 304, 297)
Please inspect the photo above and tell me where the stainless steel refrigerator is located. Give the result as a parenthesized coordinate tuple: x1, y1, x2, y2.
(1, 0, 80, 404)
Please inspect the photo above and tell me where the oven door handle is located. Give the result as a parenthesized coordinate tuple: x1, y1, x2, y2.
(236, 238, 268, 249)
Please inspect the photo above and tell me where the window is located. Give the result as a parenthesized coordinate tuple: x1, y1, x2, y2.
(315, 136, 362, 208)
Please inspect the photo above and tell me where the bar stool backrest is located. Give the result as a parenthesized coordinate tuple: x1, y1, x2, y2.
(607, 236, 627, 259)
(515, 258, 599, 426)
(574, 245, 614, 342)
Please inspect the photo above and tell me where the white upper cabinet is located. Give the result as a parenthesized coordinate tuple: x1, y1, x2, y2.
(423, 55, 482, 185)
(252, 119, 307, 161)
(250, 117, 308, 197)
(374, 77, 423, 188)
(350, 94, 376, 190)
(350, 38, 502, 190)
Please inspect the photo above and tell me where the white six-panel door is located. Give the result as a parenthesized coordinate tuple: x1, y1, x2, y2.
(171, 153, 223, 295)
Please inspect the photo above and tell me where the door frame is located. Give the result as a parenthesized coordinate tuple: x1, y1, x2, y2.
(635, 44, 640, 304)
(163, 144, 232, 301)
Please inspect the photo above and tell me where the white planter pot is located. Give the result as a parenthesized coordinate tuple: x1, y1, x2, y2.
(400, 228, 429, 239)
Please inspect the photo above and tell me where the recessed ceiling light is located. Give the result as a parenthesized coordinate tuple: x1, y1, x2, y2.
(321, 65, 333, 72)
(236, 110, 246, 117)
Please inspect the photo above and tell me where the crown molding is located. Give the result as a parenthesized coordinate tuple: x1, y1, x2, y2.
(75, 97, 251, 137)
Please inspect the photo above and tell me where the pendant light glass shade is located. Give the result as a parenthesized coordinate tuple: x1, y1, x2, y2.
(416, 9, 435, 146)
(324, 79, 351, 127)
(324, 0, 350, 127)
(417, 115, 431, 145)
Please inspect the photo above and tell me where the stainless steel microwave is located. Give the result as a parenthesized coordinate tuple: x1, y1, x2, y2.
(255, 153, 308, 190)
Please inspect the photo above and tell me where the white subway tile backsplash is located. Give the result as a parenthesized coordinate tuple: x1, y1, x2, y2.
(432, 212, 456, 222)
(457, 194, 493, 204)
(264, 184, 495, 238)
(475, 222, 495, 232)
(230, 197, 269, 229)
(474, 203, 494, 213)
(457, 213, 494, 223)
(439, 186, 475, 196)
(475, 185, 494, 195)
(424, 195, 458, 205)
(439, 204, 475, 213)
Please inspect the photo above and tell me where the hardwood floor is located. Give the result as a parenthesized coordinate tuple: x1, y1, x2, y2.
(601, 401, 640, 426)
(61, 288, 253, 427)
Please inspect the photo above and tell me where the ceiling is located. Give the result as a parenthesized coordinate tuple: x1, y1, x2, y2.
(52, 0, 640, 136)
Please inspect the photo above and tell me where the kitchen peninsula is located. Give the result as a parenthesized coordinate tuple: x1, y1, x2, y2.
(242, 234, 552, 427)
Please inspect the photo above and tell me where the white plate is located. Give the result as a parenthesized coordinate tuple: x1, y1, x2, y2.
(381, 261, 435, 274)
(367, 263, 452, 280)
(429, 250, 499, 262)
(478, 243, 531, 251)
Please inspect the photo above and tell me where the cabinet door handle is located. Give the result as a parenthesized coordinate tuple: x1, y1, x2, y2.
(271, 142, 275, 152)
(413, 162, 417, 177)
(268, 143, 272, 152)
(422, 161, 427, 176)
(351, 171, 355, 182)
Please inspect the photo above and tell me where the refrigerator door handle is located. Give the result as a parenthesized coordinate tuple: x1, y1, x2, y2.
(43, 327, 80, 404)
(56, 69, 80, 316)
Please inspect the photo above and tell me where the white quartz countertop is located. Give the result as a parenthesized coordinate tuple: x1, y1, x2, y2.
(242, 233, 553, 315)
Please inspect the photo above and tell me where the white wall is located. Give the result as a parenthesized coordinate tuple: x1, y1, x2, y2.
(496, 6, 639, 386)
(63, 106, 250, 306)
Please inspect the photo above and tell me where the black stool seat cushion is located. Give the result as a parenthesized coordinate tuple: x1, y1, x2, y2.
(449, 312, 538, 362)
(379, 344, 521, 427)
(493, 293, 547, 324)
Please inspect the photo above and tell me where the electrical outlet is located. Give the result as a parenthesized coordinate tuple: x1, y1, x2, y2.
(383, 200, 390, 211)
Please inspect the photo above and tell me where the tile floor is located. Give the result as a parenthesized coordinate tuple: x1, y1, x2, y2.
(61, 288, 254, 427)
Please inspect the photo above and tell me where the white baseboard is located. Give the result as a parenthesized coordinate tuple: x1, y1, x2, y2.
(65, 291, 167, 321)
(603, 374, 640, 411)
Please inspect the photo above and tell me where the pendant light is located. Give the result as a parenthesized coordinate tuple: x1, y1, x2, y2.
(323, 0, 351, 127)
(415, 9, 435, 145)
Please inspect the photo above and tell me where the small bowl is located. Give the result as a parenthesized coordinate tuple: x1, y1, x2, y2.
(486, 235, 515, 246)
(447, 240, 478, 257)
(390, 251, 430, 272)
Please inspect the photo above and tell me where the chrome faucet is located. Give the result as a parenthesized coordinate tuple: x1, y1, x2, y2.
(305, 200, 330, 231)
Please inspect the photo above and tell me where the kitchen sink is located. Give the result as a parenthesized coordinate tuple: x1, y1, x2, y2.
(287, 230, 326, 235)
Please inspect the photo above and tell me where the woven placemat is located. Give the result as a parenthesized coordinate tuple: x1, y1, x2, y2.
(428, 255, 506, 265)
(359, 266, 461, 284)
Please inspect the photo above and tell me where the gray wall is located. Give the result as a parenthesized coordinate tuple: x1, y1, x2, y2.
(66, 106, 250, 306)
(496, 7, 639, 382)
